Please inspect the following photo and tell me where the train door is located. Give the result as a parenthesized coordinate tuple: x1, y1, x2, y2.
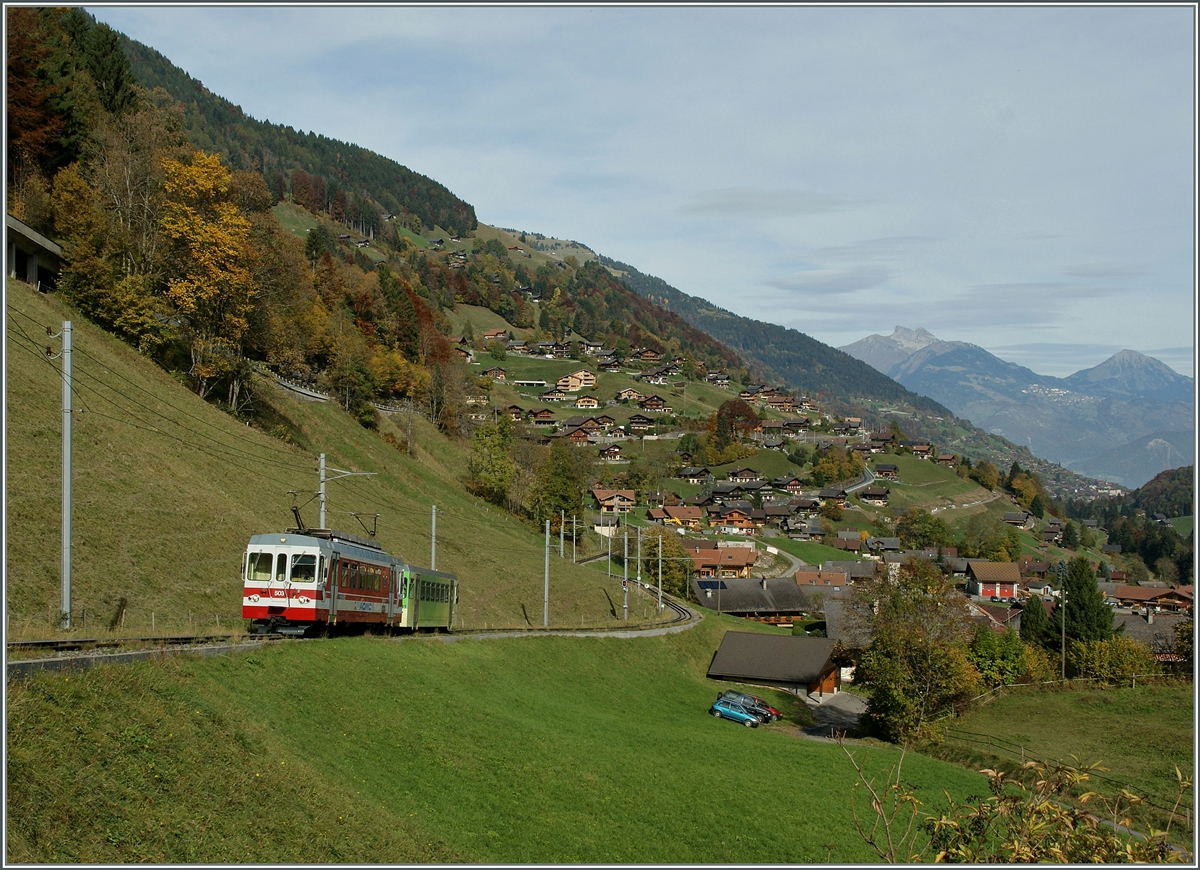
(328, 552, 341, 624)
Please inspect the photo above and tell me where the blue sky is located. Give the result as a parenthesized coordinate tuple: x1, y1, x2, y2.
(93, 5, 1196, 377)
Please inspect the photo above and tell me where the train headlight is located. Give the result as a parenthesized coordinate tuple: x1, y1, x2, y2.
(296, 596, 310, 605)
(249, 594, 260, 603)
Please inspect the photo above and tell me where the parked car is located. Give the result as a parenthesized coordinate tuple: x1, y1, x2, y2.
(718, 690, 781, 722)
(709, 698, 759, 727)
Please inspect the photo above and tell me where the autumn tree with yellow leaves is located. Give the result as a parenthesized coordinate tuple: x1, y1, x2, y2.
(158, 151, 255, 399)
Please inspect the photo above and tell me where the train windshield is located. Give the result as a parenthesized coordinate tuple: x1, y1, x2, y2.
(290, 553, 318, 582)
(246, 552, 273, 582)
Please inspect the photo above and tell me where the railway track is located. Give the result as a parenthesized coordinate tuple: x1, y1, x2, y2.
(6, 595, 698, 679)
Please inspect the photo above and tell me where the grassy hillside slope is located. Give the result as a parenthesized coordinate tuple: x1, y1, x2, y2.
(5, 279, 650, 634)
(7, 616, 988, 863)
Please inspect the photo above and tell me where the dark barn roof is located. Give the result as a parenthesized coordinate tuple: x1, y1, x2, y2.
(691, 577, 816, 615)
(707, 632, 837, 685)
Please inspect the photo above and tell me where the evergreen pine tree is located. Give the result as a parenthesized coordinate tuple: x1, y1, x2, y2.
(1019, 593, 1056, 651)
(1063, 556, 1114, 643)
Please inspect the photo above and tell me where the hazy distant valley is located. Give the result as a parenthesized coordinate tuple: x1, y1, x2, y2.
(841, 327, 1194, 488)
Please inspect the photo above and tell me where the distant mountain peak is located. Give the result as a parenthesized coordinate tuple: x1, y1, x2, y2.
(887, 326, 940, 351)
(838, 325, 940, 373)
(1065, 349, 1193, 404)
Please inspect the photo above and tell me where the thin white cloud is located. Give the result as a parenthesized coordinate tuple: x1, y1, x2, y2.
(678, 188, 869, 218)
(766, 265, 892, 296)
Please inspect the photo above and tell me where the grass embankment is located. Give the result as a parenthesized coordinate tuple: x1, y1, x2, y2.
(5, 279, 658, 636)
(7, 616, 988, 863)
(924, 682, 1195, 846)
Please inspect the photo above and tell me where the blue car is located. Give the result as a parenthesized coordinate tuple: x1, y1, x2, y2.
(709, 697, 759, 727)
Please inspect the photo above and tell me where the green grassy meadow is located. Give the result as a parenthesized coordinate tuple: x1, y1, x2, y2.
(926, 683, 1195, 846)
(5, 279, 654, 635)
(7, 616, 990, 863)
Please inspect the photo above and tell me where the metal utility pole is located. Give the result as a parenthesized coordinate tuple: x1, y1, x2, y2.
(48, 322, 72, 630)
(544, 519, 550, 626)
(572, 515, 577, 563)
(431, 505, 437, 570)
(1061, 588, 1067, 681)
(623, 524, 629, 620)
(657, 535, 663, 613)
(319, 453, 377, 529)
(636, 526, 642, 592)
(560, 509, 565, 558)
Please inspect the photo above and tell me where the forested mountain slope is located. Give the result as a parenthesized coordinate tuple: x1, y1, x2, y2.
(598, 255, 951, 415)
(115, 21, 476, 236)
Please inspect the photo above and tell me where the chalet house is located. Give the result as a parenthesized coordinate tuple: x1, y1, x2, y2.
(823, 560, 879, 585)
(598, 444, 623, 462)
(728, 467, 760, 483)
(598, 356, 623, 372)
(711, 507, 757, 535)
(791, 497, 820, 515)
(1040, 526, 1062, 545)
(627, 413, 654, 431)
(860, 485, 890, 506)
(453, 345, 475, 363)
(678, 466, 712, 485)
(574, 395, 600, 409)
(707, 632, 841, 698)
(506, 341, 529, 355)
(910, 444, 934, 460)
(785, 517, 822, 540)
(765, 394, 794, 412)
(759, 505, 793, 527)
(503, 404, 525, 421)
(483, 367, 507, 381)
(1003, 512, 1034, 530)
(711, 482, 746, 501)
(540, 388, 572, 402)
(874, 463, 899, 480)
(582, 341, 605, 355)
(556, 369, 596, 392)
(784, 417, 811, 434)
(966, 561, 1022, 599)
(528, 408, 556, 426)
(616, 388, 643, 402)
(649, 505, 704, 530)
(513, 378, 547, 389)
(562, 416, 604, 435)
(556, 426, 591, 445)
(771, 475, 805, 495)
(794, 568, 850, 588)
(1112, 585, 1193, 613)
(632, 347, 663, 363)
(937, 453, 957, 467)
(1017, 557, 1050, 578)
(638, 394, 669, 413)
(482, 328, 508, 342)
(592, 488, 636, 514)
(686, 543, 758, 577)
(706, 371, 730, 388)
(869, 434, 896, 453)
(842, 417, 862, 433)
(738, 386, 764, 402)
(865, 538, 901, 557)
(818, 487, 847, 507)
(594, 414, 616, 428)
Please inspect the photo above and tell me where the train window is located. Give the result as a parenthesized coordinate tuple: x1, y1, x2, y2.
(339, 561, 348, 587)
(351, 563, 360, 589)
(374, 567, 381, 592)
(290, 553, 317, 582)
(247, 552, 273, 582)
(275, 553, 287, 583)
